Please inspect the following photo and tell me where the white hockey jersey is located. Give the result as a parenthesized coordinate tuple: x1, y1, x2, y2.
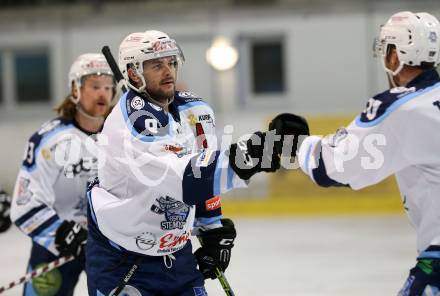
(10, 118, 100, 255)
(88, 90, 246, 256)
(298, 69, 440, 253)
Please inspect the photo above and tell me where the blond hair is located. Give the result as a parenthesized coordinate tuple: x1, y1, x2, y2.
(53, 95, 77, 121)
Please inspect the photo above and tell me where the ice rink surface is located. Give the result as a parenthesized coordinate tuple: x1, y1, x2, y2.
(0, 215, 416, 296)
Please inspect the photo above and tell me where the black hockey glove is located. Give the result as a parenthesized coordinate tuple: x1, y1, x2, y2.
(194, 218, 237, 279)
(269, 113, 310, 158)
(229, 131, 280, 180)
(0, 190, 11, 233)
(55, 220, 87, 261)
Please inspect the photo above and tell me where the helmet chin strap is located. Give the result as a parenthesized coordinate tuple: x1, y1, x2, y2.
(76, 104, 105, 121)
(382, 57, 404, 88)
(69, 93, 105, 121)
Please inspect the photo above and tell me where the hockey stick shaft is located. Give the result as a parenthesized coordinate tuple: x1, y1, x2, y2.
(101, 45, 128, 93)
(0, 255, 74, 294)
(214, 268, 235, 296)
(108, 257, 142, 296)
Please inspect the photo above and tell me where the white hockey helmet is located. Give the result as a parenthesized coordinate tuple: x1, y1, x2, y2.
(68, 53, 113, 103)
(373, 11, 440, 76)
(118, 30, 185, 93)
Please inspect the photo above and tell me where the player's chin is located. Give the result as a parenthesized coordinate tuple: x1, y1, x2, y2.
(161, 83, 175, 94)
(92, 105, 110, 117)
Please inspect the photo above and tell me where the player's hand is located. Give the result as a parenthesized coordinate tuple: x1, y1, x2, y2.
(195, 218, 236, 279)
(269, 113, 310, 158)
(55, 220, 87, 261)
(0, 190, 11, 233)
(229, 131, 280, 180)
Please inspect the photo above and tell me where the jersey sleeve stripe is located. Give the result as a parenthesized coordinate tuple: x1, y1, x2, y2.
(311, 150, 347, 188)
(33, 219, 62, 250)
(87, 190, 98, 226)
(182, 151, 220, 205)
(14, 204, 48, 227)
(176, 101, 212, 112)
(28, 214, 61, 238)
(194, 216, 222, 227)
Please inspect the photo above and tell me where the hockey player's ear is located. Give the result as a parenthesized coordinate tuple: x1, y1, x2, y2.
(71, 81, 79, 100)
(127, 67, 142, 86)
(385, 46, 400, 72)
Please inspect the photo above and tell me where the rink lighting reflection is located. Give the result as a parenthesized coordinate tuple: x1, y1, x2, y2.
(206, 37, 239, 71)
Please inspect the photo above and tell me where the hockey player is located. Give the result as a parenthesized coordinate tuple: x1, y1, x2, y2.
(271, 11, 440, 295)
(10, 53, 114, 296)
(86, 30, 309, 296)
(0, 186, 11, 233)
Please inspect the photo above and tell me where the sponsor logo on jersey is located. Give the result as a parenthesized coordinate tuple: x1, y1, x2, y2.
(162, 144, 189, 158)
(130, 96, 145, 110)
(16, 177, 33, 206)
(158, 231, 190, 253)
(188, 113, 197, 127)
(178, 91, 199, 99)
(198, 114, 212, 122)
(135, 232, 157, 251)
(205, 196, 221, 211)
(196, 150, 214, 168)
(150, 196, 190, 230)
(41, 148, 51, 160)
(63, 157, 98, 178)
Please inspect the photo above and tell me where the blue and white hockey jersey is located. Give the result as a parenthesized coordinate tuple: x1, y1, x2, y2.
(10, 118, 100, 255)
(298, 69, 440, 252)
(88, 90, 246, 256)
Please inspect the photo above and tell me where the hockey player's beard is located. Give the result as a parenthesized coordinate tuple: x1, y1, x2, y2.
(144, 86, 175, 108)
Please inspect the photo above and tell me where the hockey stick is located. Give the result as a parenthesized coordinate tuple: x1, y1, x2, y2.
(0, 255, 74, 294)
(108, 257, 143, 296)
(197, 237, 236, 296)
(101, 45, 128, 93)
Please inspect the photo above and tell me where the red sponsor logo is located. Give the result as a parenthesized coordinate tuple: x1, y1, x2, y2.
(126, 35, 142, 42)
(205, 196, 221, 211)
(86, 60, 108, 70)
(152, 41, 177, 53)
(391, 16, 408, 22)
(159, 232, 190, 249)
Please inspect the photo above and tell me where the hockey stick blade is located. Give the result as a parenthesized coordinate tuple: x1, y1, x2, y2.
(0, 255, 74, 294)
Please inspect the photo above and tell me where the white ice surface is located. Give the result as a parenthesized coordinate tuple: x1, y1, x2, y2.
(0, 215, 415, 296)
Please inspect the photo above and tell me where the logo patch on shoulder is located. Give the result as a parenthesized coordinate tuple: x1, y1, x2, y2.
(178, 91, 199, 98)
(130, 96, 145, 110)
(205, 196, 221, 211)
